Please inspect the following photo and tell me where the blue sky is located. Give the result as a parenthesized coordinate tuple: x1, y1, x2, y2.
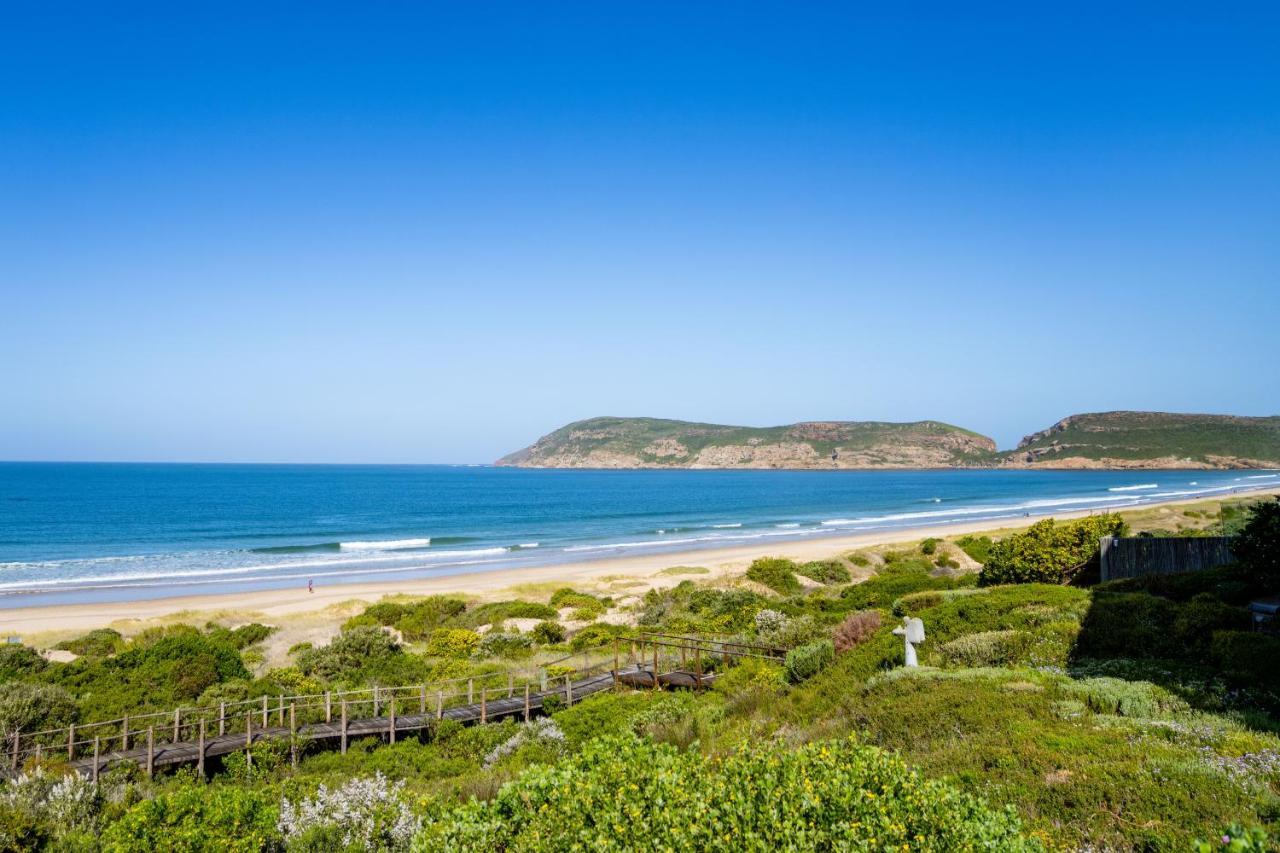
(2, 3, 1278, 463)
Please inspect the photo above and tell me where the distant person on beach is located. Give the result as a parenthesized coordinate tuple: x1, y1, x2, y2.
(308, 578, 314, 594)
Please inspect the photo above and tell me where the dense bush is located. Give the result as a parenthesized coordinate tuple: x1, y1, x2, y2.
(832, 610, 882, 653)
(796, 559, 851, 585)
(567, 623, 624, 652)
(979, 514, 1127, 586)
(784, 639, 834, 683)
(0, 646, 47, 681)
(1063, 677, 1187, 718)
(757, 614, 824, 650)
(548, 589, 609, 621)
(1094, 564, 1258, 605)
(0, 683, 76, 738)
(920, 538, 939, 555)
(279, 772, 419, 851)
(1211, 631, 1280, 689)
(101, 785, 280, 852)
(414, 735, 1032, 850)
(295, 625, 403, 681)
(55, 628, 123, 658)
(422, 628, 480, 659)
(1234, 496, 1280, 588)
(745, 557, 802, 595)
(454, 600, 558, 629)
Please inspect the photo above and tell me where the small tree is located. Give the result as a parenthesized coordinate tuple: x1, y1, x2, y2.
(1234, 497, 1280, 589)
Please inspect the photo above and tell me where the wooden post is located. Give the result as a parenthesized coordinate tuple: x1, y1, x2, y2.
(68, 723, 75, 760)
(340, 700, 348, 754)
(277, 696, 284, 726)
(652, 643, 659, 691)
(324, 692, 332, 724)
(173, 708, 181, 743)
(613, 638, 620, 687)
(261, 695, 268, 729)
(245, 712, 252, 748)
(695, 645, 702, 690)
(218, 703, 225, 737)
(289, 703, 298, 766)
(467, 679, 474, 704)
(373, 686, 380, 719)
(92, 736, 100, 783)
(146, 727, 154, 777)
(564, 674, 572, 705)
(436, 690, 443, 720)
(507, 672, 514, 698)
(480, 688, 487, 724)
(389, 698, 397, 744)
(122, 715, 130, 750)
(680, 642, 687, 671)
(34, 743, 42, 765)
(197, 719, 206, 776)
(419, 685, 427, 715)
(523, 683, 531, 722)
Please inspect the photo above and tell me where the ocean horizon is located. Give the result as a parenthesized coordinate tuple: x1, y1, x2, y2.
(0, 462, 1274, 608)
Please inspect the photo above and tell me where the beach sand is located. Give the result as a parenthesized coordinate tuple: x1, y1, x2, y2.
(7, 488, 1275, 645)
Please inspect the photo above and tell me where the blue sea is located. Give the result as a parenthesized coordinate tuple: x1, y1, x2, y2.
(0, 463, 1275, 607)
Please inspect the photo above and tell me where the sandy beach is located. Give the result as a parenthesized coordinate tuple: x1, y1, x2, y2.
(6, 487, 1274, 644)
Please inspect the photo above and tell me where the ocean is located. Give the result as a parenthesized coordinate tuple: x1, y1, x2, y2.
(0, 463, 1274, 607)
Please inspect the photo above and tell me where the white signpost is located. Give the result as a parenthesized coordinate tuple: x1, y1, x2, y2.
(892, 617, 925, 667)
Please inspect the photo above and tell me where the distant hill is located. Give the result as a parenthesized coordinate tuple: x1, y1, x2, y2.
(496, 417, 998, 469)
(999, 411, 1280, 469)
(498, 412, 1280, 470)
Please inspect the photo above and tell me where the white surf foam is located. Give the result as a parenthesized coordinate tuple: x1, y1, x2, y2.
(1108, 484, 1158, 492)
(340, 538, 432, 550)
(712, 523, 742, 528)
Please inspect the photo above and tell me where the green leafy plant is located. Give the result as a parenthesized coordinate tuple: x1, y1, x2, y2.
(979, 514, 1127, 586)
(784, 639, 834, 683)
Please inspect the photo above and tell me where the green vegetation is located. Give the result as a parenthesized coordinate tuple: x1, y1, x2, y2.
(955, 534, 993, 564)
(979, 513, 1126, 585)
(1005, 410, 1280, 466)
(498, 416, 998, 468)
(5, 496, 1280, 850)
(795, 558, 851, 584)
(745, 557, 802, 594)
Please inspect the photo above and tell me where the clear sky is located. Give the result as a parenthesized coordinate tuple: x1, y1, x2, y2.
(2, 3, 1278, 463)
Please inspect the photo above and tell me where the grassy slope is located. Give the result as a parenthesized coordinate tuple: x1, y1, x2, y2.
(1007, 411, 1280, 464)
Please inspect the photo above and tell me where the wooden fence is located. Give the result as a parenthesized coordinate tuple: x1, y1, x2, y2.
(1099, 535, 1236, 581)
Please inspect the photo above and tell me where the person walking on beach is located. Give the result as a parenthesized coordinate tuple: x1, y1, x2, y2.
(308, 578, 314, 594)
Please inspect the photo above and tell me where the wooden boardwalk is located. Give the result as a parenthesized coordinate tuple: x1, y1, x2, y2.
(65, 672, 617, 778)
(8, 632, 784, 779)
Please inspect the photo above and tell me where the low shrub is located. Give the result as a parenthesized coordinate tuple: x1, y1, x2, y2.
(841, 564, 976, 611)
(753, 609, 786, 633)
(759, 614, 824, 650)
(530, 621, 565, 645)
(1172, 594, 1249, 654)
(938, 630, 1031, 668)
(784, 639, 834, 683)
(101, 785, 279, 852)
(0, 683, 76, 738)
(279, 772, 420, 851)
(297, 625, 402, 679)
(475, 631, 533, 659)
(568, 622, 624, 652)
(920, 538, 939, 555)
(892, 590, 943, 615)
(423, 629, 481, 659)
(414, 735, 1032, 850)
(979, 514, 1126, 586)
(832, 610, 882, 653)
(54, 629, 123, 658)
(955, 535, 994, 565)
(1063, 677, 1187, 718)
(796, 559, 851, 585)
(0, 646, 46, 681)
(847, 552, 871, 567)
(745, 557, 802, 595)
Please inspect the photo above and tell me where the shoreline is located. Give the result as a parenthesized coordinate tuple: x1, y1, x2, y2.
(5, 487, 1274, 642)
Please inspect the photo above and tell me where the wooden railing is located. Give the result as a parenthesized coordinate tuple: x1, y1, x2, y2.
(2, 634, 779, 777)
